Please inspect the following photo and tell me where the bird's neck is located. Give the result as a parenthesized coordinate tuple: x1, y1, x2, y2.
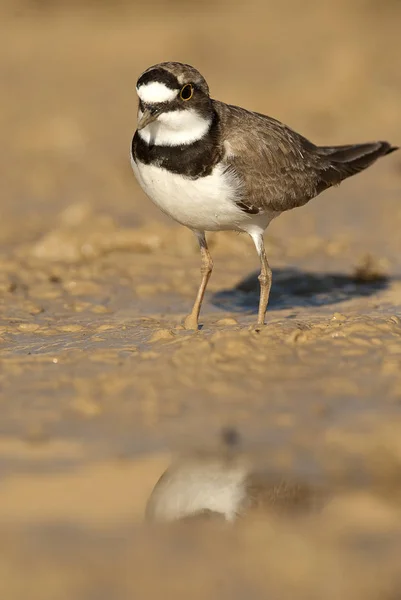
(137, 108, 213, 147)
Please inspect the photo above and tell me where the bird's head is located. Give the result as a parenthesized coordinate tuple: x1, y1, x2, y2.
(135, 62, 213, 146)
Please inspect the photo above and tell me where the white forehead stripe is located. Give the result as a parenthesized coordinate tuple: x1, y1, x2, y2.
(137, 82, 178, 104)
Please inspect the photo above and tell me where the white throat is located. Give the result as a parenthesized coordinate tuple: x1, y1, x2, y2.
(137, 109, 212, 147)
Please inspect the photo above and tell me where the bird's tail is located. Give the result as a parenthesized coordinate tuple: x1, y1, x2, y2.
(316, 141, 398, 190)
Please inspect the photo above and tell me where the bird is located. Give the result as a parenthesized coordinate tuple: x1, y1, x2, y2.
(130, 62, 398, 330)
(145, 428, 325, 523)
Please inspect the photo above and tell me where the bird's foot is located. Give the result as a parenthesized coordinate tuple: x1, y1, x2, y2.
(250, 321, 266, 333)
(184, 313, 200, 331)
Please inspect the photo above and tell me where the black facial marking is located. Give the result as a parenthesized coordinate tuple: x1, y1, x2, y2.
(131, 110, 223, 179)
(137, 68, 178, 91)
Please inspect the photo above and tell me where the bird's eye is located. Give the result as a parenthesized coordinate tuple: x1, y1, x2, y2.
(180, 84, 193, 101)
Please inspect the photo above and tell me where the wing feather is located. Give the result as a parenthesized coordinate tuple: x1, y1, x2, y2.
(214, 100, 329, 213)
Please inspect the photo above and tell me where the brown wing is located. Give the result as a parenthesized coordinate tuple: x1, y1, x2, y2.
(213, 100, 330, 213)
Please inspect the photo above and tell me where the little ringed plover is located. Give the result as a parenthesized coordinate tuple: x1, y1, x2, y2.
(131, 62, 398, 330)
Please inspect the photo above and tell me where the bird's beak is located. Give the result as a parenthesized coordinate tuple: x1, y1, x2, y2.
(137, 107, 160, 130)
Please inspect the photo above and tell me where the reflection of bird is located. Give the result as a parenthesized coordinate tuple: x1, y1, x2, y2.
(145, 429, 324, 523)
(131, 62, 398, 330)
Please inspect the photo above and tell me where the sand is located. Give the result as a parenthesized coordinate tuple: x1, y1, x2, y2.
(1, 0, 401, 597)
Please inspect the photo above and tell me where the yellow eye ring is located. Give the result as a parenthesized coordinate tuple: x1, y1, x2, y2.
(180, 84, 193, 101)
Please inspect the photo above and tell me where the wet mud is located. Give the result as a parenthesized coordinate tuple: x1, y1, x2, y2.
(1, 0, 401, 598)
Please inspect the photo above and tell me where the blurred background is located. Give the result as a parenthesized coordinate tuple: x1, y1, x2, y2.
(1, 0, 400, 246)
(1, 1, 401, 598)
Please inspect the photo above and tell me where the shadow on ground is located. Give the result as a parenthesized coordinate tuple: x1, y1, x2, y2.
(211, 267, 389, 313)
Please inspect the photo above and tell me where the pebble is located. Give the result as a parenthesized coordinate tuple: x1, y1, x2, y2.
(149, 329, 175, 343)
(17, 323, 40, 332)
(216, 317, 239, 326)
(331, 312, 347, 321)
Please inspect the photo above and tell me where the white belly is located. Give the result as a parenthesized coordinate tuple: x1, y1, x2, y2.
(131, 157, 271, 233)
